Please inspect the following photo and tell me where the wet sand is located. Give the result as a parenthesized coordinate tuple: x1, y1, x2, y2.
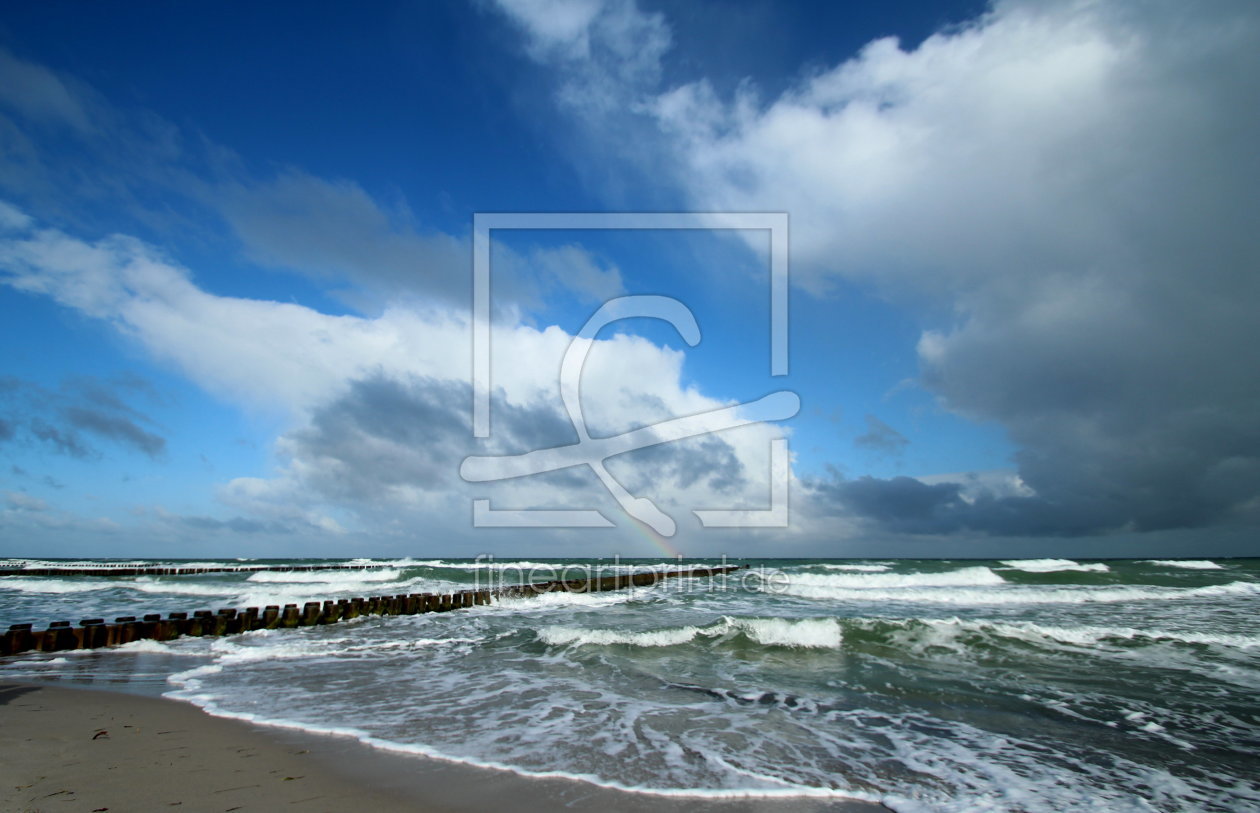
(0, 681, 889, 812)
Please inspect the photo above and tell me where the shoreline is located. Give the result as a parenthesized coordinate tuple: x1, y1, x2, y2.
(1, 680, 890, 812)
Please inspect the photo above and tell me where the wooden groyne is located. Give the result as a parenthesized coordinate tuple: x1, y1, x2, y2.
(0, 563, 394, 578)
(0, 565, 745, 657)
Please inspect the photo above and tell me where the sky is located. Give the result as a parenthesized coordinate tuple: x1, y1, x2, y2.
(1, 0, 1258, 559)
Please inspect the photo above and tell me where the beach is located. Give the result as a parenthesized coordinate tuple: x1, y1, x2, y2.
(0, 681, 886, 813)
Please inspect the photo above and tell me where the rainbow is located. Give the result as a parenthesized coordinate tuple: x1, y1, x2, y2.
(626, 514, 685, 559)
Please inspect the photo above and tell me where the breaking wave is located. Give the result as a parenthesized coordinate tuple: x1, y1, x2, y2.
(762, 566, 1006, 590)
(539, 616, 844, 650)
(999, 559, 1110, 573)
(769, 578, 1260, 605)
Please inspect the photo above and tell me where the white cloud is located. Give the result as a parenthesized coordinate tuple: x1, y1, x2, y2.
(494, 0, 605, 60)
(0, 203, 787, 543)
(4, 491, 49, 512)
(0, 200, 32, 231)
(654, 0, 1161, 292)
(525, 243, 626, 304)
(0, 49, 97, 134)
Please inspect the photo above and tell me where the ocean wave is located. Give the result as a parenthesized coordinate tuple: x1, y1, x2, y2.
(227, 575, 463, 608)
(763, 566, 1006, 590)
(113, 639, 207, 656)
(982, 620, 1260, 650)
(0, 569, 469, 612)
(1142, 560, 1223, 570)
(245, 568, 405, 584)
(0, 577, 117, 594)
(371, 558, 567, 571)
(32, 573, 462, 608)
(345, 558, 709, 575)
(816, 564, 892, 572)
(769, 579, 1260, 605)
(0, 559, 251, 571)
(207, 635, 352, 665)
(494, 589, 642, 611)
(999, 558, 1110, 573)
(539, 616, 844, 650)
(850, 617, 1260, 652)
(1, 559, 159, 570)
(194, 629, 486, 667)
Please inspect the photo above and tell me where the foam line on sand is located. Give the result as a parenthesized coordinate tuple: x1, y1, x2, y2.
(0, 681, 888, 812)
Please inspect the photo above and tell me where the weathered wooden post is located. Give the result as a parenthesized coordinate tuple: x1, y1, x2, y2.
(114, 617, 138, 645)
(2, 623, 34, 655)
(217, 609, 240, 635)
(79, 619, 108, 648)
(189, 610, 215, 637)
(137, 613, 161, 641)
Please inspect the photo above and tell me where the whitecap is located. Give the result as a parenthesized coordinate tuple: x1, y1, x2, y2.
(999, 558, 1110, 573)
(762, 566, 1006, 590)
(539, 616, 844, 650)
(1142, 560, 1223, 570)
(771, 579, 1260, 605)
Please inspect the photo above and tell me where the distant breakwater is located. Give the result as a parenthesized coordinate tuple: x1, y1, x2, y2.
(0, 563, 391, 578)
(0, 565, 746, 657)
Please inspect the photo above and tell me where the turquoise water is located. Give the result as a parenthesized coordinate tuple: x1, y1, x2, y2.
(2, 557, 1258, 811)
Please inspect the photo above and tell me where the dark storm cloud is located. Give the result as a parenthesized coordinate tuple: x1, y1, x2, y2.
(0, 375, 167, 461)
(28, 418, 93, 459)
(64, 406, 165, 459)
(278, 371, 751, 513)
(284, 373, 589, 505)
(853, 415, 908, 456)
(595, 391, 747, 495)
(612, 433, 746, 495)
(808, 473, 1110, 537)
(625, 0, 1260, 542)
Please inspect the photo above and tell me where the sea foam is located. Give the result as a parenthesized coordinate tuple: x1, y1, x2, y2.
(538, 616, 844, 650)
(245, 568, 404, 584)
(999, 558, 1110, 573)
(772, 579, 1260, 605)
(763, 566, 1006, 590)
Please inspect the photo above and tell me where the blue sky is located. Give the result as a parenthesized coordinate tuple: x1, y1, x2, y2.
(1, 0, 1258, 559)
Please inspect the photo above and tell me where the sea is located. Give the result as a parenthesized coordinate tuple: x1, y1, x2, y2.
(1, 556, 1258, 812)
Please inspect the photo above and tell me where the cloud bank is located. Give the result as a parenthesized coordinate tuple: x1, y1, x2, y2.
(495, 0, 1260, 539)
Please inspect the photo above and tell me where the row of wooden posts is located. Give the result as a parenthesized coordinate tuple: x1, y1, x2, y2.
(0, 565, 745, 657)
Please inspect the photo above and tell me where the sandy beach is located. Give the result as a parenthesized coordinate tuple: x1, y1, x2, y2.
(0, 681, 888, 813)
